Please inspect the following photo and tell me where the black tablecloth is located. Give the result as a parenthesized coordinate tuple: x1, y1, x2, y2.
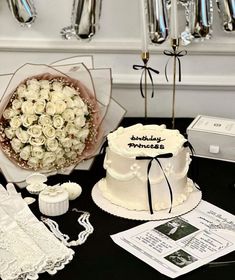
(1, 118, 235, 280)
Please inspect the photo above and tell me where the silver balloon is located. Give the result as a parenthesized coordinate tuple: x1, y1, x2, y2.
(216, 0, 235, 31)
(146, 0, 169, 44)
(181, 0, 213, 45)
(6, 0, 36, 27)
(61, 0, 102, 40)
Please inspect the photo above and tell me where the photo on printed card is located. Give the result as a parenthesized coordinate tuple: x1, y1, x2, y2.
(154, 217, 199, 241)
(165, 249, 198, 268)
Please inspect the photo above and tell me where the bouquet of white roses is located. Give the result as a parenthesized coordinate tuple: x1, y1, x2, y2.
(0, 66, 103, 171)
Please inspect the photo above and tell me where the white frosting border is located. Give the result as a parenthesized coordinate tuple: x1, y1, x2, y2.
(107, 124, 187, 157)
(91, 179, 202, 221)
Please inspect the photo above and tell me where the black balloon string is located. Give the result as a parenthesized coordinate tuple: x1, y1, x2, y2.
(133, 64, 160, 98)
(163, 49, 187, 82)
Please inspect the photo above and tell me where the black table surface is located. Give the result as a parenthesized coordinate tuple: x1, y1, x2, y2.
(1, 117, 235, 280)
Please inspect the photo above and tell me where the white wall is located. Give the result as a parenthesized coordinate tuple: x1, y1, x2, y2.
(0, 0, 234, 118)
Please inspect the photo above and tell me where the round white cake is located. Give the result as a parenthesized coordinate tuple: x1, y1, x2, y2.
(98, 124, 194, 212)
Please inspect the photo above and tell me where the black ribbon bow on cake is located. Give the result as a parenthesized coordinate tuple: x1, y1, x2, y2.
(136, 141, 200, 215)
(136, 153, 174, 215)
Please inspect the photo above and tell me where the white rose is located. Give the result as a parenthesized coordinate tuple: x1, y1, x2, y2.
(65, 97, 75, 108)
(62, 109, 75, 122)
(82, 103, 89, 115)
(22, 114, 38, 128)
(72, 139, 81, 146)
(52, 81, 63, 91)
(63, 86, 77, 98)
(16, 84, 27, 98)
(64, 148, 71, 153)
(76, 128, 90, 142)
(55, 129, 67, 140)
(10, 116, 22, 129)
(74, 115, 86, 128)
(56, 156, 66, 167)
(66, 151, 77, 160)
(26, 79, 40, 92)
(3, 108, 18, 119)
(65, 123, 77, 135)
(73, 142, 85, 153)
(21, 101, 34, 114)
(42, 125, 56, 138)
(54, 147, 65, 158)
(15, 128, 29, 143)
(27, 157, 39, 169)
(46, 138, 59, 152)
(39, 80, 50, 90)
(60, 137, 72, 148)
(39, 89, 50, 100)
(73, 96, 85, 108)
(42, 152, 56, 168)
(74, 105, 89, 116)
(29, 135, 46, 146)
(25, 90, 39, 101)
(19, 145, 31, 161)
(38, 114, 52, 126)
(53, 115, 64, 129)
(27, 125, 42, 138)
(12, 99, 22, 110)
(54, 100, 67, 114)
(50, 91, 65, 102)
(31, 146, 45, 159)
(46, 102, 56, 116)
(34, 100, 46, 114)
(4, 127, 15, 139)
(10, 138, 22, 153)
(73, 108, 83, 116)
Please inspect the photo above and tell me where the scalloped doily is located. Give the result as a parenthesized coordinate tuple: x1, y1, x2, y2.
(91, 179, 202, 221)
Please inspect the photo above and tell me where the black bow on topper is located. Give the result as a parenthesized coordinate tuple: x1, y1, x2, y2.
(133, 64, 160, 98)
(163, 49, 187, 82)
(136, 153, 173, 215)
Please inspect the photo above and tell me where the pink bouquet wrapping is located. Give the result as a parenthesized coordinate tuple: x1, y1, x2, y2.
(0, 60, 124, 180)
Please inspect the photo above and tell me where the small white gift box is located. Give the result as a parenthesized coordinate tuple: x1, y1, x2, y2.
(187, 115, 235, 162)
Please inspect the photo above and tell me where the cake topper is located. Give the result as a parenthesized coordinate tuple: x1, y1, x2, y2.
(164, 1, 187, 128)
(133, 0, 160, 119)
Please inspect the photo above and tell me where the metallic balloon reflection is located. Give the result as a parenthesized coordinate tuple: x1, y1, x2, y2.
(146, 0, 169, 44)
(181, 0, 213, 45)
(216, 0, 235, 32)
(7, 0, 36, 27)
(61, 0, 102, 40)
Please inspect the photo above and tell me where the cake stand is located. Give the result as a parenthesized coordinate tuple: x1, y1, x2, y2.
(91, 179, 202, 221)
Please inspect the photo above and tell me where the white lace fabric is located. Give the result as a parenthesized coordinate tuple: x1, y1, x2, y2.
(0, 184, 74, 279)
(0, 206, 47, 280)
(16, 212, 74, 275)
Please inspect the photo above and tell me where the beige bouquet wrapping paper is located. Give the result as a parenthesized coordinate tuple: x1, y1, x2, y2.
(0, 56, 126, 187)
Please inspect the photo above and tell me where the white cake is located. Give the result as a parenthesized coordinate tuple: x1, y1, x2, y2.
(98, 124, 194, 212)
